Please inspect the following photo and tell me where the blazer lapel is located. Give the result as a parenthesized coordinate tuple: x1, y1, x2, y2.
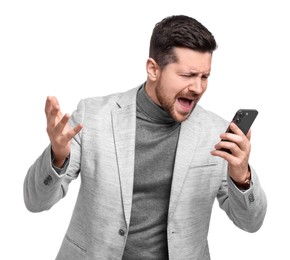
(168, 106, 202, 221)
(111, 87, 139, 227)
(111, 88, 204, 225)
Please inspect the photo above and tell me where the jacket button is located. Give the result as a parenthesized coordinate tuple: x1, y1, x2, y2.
(118, 229, 125, 236)
(248, 193, 255, 203)
(44, 175, 53, 185)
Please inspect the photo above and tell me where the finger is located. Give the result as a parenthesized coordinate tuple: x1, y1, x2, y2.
(229, 122, 245, 136)
(211, 148, 238, 164)
(54, 113, 70, 133)
(46, 97, 63, 127)
(214, 140, 241, 156)
(220, 127, 250, 152)
(49, 96, 61, 117)
(220, 135, 249, 153)
(45, 97, 57, 128)
(50, 96, 60, 109)
(229, 122, 252, 142)
(220, 132, 243, 145)
(65, 123, 83, 140)
(45, 96, 60, 114)
(246, 129, 252, 141)
(45, 96, 53, 116)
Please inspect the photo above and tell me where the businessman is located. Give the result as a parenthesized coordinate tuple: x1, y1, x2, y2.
(24, 15, 267, 259)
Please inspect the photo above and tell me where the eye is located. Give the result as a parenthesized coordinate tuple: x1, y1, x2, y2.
(202, 74, 210, 80)
(181, 73, 198, 78)
(181, 74, 192, 78)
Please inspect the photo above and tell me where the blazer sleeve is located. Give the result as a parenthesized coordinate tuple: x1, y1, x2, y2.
(217, 165, 267, 233)
(23, 100, 85, 212)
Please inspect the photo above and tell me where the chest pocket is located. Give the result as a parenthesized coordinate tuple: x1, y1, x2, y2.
(186, 153, 222, 200)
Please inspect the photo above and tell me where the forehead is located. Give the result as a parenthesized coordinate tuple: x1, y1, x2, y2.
(172, 47, 212, 72)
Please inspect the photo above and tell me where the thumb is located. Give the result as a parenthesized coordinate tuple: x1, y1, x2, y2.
(246, 129, 252, 141)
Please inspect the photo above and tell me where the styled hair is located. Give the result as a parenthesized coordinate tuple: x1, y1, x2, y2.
(149, 15, 217, 69)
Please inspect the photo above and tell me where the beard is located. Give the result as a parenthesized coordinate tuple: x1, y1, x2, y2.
(155, 83, 199, 122)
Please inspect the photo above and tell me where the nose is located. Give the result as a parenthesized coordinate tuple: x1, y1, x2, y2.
(188, 77, 205, 95)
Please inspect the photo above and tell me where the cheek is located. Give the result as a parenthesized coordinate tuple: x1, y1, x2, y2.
(164, 82, 183, 96)
(202, 81, 208, 91)
(158, 73, 185, 98)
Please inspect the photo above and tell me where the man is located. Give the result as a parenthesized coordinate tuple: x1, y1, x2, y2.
(24, 15, 267, 259)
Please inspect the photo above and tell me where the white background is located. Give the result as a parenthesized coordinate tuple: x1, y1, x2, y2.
(1, 0, 289, 259)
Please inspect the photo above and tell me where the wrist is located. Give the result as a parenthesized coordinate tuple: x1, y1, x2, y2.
(51, 147, 70, 168)
(52, 158, 67, 168)
(232, 177, 251, 190)
(231, 169, 251, 190)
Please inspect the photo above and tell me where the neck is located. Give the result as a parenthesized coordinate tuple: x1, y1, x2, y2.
(144, 81, 161, 107)
(137, 83, 176, 124)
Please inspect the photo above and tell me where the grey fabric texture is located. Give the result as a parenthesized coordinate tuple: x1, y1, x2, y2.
(23, 85, 267, 260)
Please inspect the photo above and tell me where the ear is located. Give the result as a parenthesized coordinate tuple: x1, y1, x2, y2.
(146, 58, 159, 81)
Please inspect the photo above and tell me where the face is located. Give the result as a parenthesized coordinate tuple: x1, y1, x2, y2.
(146, 47, 212, 122)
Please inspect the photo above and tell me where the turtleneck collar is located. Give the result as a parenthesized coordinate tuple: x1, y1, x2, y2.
(137, 83, 179, 125)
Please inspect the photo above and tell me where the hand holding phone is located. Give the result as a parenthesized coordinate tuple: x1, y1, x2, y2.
(212, 109, 258, 188)
(220, 109, 258, 153)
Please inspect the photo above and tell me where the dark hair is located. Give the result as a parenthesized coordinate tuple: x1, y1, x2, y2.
(149, 15, 217, 69)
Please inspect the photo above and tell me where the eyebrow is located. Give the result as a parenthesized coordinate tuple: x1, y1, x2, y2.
(182, 71, 211, 77)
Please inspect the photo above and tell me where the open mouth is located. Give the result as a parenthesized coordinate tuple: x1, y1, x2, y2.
(178, 97, 193, 107)
(177, 97, 195, 112)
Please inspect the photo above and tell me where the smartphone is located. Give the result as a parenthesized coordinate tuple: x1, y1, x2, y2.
(221, 109, 258, 153)
(226, 109, 258, 135)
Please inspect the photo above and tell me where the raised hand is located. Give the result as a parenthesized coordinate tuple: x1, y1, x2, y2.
(45, 96, 83, 167)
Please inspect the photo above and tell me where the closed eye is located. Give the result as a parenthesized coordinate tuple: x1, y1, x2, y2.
(181, 73, 198, 78)
(202, 74, 210, 80)
(181, 74, 193, 78)
(181, 73, 210, 79)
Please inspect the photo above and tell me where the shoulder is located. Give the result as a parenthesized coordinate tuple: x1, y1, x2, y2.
(76, 86, 140, 114)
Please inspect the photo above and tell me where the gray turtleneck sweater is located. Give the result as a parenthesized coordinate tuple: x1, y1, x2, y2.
(122, 85, 181, 259)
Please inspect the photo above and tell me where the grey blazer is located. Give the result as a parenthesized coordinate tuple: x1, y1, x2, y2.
(24, 86, 267, 260)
